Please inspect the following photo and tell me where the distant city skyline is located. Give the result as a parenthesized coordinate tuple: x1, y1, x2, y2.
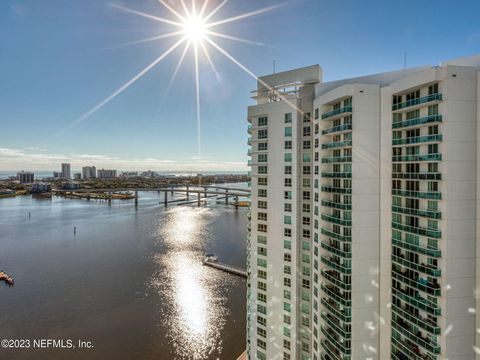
(1, 0, 480, 171)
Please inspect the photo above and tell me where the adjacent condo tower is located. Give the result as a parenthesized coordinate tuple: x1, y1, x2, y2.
(246, 55, 480, 360)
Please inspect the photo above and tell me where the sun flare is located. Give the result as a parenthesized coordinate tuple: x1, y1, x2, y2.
(182, 16, 207, 44)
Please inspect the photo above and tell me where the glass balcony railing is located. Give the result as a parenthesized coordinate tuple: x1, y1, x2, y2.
(391, 336, 436, 360)
(321, 156, 352, 163)
(321, 269, 351, 291)
(321, 227, 351, 242)
(321, 340, 350, 360)
(392, 304, 441, 335)
(321, 200, 352, 210)
(247, 137, 252, 145)
(391, 334, 436, 360)
(321, 255, 351, 274)
(322, 124, 352, 135)
(392, 172, 442, 180)
(392, 288, 441, 316)
(392, 189, 442, 200)
(392, 93, 442, 111)
(392, 320, 441, 355)
(321, 172, 352, 178)
(321, 312, 351, 339)
(321, 213, 352, 226)
(321, 284, 351, 306)
(392, 221, 441, 239)
(321, 242, 351, 258)
(320, 326, 351, 355)
(392, 153, 442, 162)
(247, 124, 252, 133)
(392, 268, 441, 296)
(321, 140, 352, 149)
(321, 298, 351, 322)
(392, 114, 442, 129)
(322, 106, 353, 120)
(321, 186, 352, 194)
(392, 134, 443, 146)
(392, 254, 441, 277)
(392, 205, 441, 219)
(392, 238, 441, 258)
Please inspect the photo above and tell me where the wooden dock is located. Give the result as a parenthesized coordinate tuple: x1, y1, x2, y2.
(203, 259, 247, 278)
(0, 271, 14, 287)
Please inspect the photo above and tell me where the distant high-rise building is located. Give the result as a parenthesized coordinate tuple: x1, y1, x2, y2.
(17, 171, 34, 184)
(82, 166, 96, 179)
(53, 171, 62, 178)
(247, 55, 480, 360)
(73, 173, 82, 180)
(61, 163, 71, 179)
(97, 169, 117, 179)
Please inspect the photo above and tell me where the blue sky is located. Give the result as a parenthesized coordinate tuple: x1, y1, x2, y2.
(1, 0, 479, 172)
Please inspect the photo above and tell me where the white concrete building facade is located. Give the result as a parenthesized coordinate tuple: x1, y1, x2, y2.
(247, 55, 480, 360)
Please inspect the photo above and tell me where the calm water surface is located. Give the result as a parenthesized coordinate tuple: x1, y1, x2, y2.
(0, 186, 247, 360)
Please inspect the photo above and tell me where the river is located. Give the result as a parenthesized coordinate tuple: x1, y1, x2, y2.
(0, 185, 248, 360)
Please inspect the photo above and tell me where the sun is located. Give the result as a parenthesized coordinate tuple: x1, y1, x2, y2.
(182, 16, 207, 44)
(69, 0, 288, 157)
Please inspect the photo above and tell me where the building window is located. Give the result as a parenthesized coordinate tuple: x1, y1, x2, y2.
(285, 113, 292, 123)
(314, 108, 319, 119)
(285, 178, 292, 187)
(258, 212, 267, 221)
(258, 177, 268, 186)
(285, 153, 292, 162)
(258, 129, 268, 139)
(284, 191, 292, 200)
(258, 166, 268, 174)
(285, 141, 292, 150)
(258, 224, 267, 233)
(303, 126, 311, 136)
(258, 201, 267, 209)
(258, 154, 268, 162)
(303, 140, 311, 149)
(284, 228, 292, 237)
(303, 153, 311, 162)
(258, 142, 268, 151)
(285, 166, 292, 175)
(285, 127, 292, 137)
(258, 189, 267, 197)
(258, 116, 268, 126)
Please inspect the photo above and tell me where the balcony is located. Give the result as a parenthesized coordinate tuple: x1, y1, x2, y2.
(322, 124, 352, 135)
(322, 269, 351, 291)
(321, 256, 351, 274)
(392, 287, 441, 316)
(393, 134, 443, 146)
(321, 312, 351, 339)
(321, 340, 349, 360)
(322, 106, 353, 120)
(321, 156, 352, 164)
(392, 189, 442, 200)
(321, 242, 351, 258)
(321, 284, 351, 306)
(392, 205, 441, 219)
(322, 140, 352, 149)
(392, 221, 441, 239)
(247, 124, 253, 134)
(321, 172, 352, 178)
(392, 252, 442, 278)
(392, 153, 442, 162)
(392, 268, 441, 295)
(392, 238, 441, 258)
(392, 172, 442, 180)
(322, 186, 352, 194)
(321, 298, 351, 322)
(392, 114, 443, 130)
(321, 213, 352, 227)
(391, 336, 436, 360)
(392, 93, 442, 111)
(247, 137, 252, 145)
(321, 227, 351, 242)
(321, 200, 352, 210)
(392, 320, 441, 355)
(392, 304, 441, 335)
(320, 326, 351, 355)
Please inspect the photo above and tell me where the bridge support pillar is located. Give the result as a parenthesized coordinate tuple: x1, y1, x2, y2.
(164, 192, 168, 207)
(225, 189, 229, 205)
(204, 187, 207, 198)
(134, 191, 138, 206)
(197, 192, 201, 207)
(108, 192, 112, 205)
(235, 196, 238, 209)
(186, 186, 189, 201)
(171, 187, 174, 196)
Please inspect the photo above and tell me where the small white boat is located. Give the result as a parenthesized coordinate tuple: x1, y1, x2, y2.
(204, 253, 218, 263)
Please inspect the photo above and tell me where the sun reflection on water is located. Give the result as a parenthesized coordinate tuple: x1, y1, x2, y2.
(150, 206, 230, 359)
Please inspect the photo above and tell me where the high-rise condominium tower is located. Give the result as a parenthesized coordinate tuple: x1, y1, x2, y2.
(61, 163, 71, 179)
(246, 55, 480, 360)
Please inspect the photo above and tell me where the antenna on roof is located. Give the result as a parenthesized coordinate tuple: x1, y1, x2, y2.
(273, 59, 276, 74)
(404, 52, 407, 70)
